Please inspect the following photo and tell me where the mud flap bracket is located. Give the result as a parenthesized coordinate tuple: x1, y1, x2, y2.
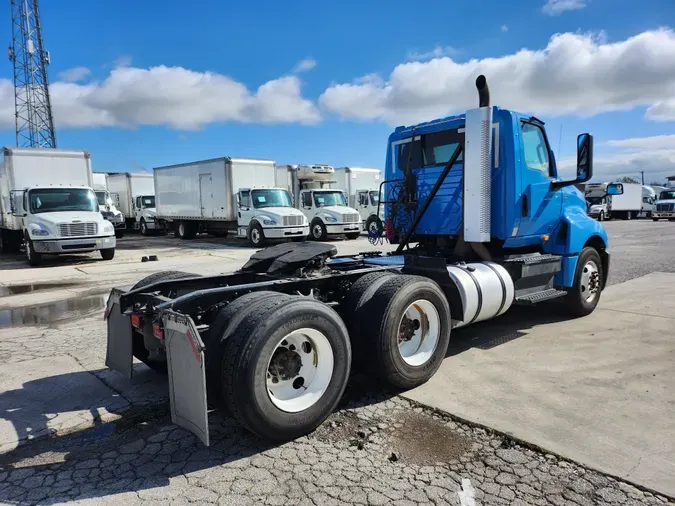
(104, 289, 134, 379)
(163, 310, 210, 446)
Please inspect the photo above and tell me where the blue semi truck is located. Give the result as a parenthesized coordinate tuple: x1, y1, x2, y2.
(104, 75, 623, 446)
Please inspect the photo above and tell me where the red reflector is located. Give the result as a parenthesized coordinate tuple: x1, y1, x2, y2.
(152, 322, 164, 340)
(130, 313, 142, 328)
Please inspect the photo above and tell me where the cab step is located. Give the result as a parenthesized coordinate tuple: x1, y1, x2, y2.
(515, 288, 567, 305)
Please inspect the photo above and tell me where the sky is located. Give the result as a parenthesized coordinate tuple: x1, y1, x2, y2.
(0, 0, 674, 183)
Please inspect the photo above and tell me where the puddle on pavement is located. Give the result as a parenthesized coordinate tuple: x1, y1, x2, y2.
(0, 294, 107, 328)
(0, 282, 81, 298)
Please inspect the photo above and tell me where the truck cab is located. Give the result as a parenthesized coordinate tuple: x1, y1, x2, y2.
(236, 186, 309, 246)
(652, 189, 675, 221)
(94, 188, 126, 237)
(299, 187, 361, 241)
(355, 188, 384, 235)
(13, 186, 116, 266)
(133, 194, 158, 236)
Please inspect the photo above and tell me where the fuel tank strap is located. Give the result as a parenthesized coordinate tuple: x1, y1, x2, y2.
(454, 264, 483, 324)
(482, 262, 507, 316)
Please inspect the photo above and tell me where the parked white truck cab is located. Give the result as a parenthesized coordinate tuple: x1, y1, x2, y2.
(585, 182, 642, 220)
(333, 167, 384, 235)
(106, 172, 158, 234)
(92, 172, 126, 237)
(154, 157, 308, 246)
(236, 187, 309, 246)
(0, 147, 116, 265)
(276, 164, 362, 241)
(652, 189, 675, 221)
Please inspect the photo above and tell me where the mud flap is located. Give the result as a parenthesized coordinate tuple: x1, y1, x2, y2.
(162, 310, 210, 446)
(104, 289, 134, 379)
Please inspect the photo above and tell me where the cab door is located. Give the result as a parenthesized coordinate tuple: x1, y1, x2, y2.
(516, 120, 562, 238)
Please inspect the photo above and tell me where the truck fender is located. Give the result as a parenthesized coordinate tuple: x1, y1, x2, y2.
(560, 206, 608, 255)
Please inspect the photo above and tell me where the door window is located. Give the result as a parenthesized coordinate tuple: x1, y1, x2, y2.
(358, 192, 369, 206)
(521, 122, 551, 177)
(240, 190, 251, 208)
(301, 192, 312, 207)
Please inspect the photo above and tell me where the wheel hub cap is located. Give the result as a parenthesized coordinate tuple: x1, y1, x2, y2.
(397, 300, 440, 367)
(580, 260, 600, 303)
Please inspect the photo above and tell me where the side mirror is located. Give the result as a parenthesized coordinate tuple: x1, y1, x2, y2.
(576, 133, 593, 183)
(607, 183, 623, 196)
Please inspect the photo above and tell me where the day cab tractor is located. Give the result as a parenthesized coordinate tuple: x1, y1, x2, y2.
(103, 75, 623, 446)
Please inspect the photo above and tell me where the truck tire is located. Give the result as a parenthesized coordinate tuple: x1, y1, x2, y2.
(115, 230, 125, 239)
(366, 216, 383, 237)
(249, 223, 266, 247)
(625, 211, 632, 220)
(345, 233, 361, 240)
(357, 275, 451, 390)
(310, 219, 327, 241)
(221, 295, 351, 441)
(130, 270, 200, 373)
(564, 247, 603, 317)
(140, 219, 149, 236)
(653, 218, 659, 222)
(25, 236, 42, 267)
(176, 220, 197, 240)
(338, 271, 399, 367)
(205, 291, 290, 407)
(598, 211, 605, 222)
(100, 248, 115, 261)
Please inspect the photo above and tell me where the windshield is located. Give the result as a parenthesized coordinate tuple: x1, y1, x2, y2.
(141, 196, 155, 208)
(586, 196, 604, 206)
(29, 188, 98, 214)
(314, 191, 346, 207)
(369, 190, 380, 206)
(95, 191, 107, 206)
(251, 189, 292, 208)
(659, 190, 675, 200)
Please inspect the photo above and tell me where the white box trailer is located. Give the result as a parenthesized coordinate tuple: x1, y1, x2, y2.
(154, 157, 308, 245)
(0, 147, 116, 264)
(586, 182, 642, 220)
(92, 172, 126, 236)
(333, 167, 383, 234)
(106, 172, 155, 221)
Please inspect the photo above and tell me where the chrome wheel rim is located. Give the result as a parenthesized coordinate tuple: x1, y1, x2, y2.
(397, 299, 441, 367)
(251, 228, 261, 244)
(312, 224, 322, 238)
(580, 260, 600, 303)
(266, 328, 333, 413)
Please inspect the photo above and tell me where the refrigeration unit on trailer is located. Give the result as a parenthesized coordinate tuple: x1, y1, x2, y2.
(154, 157, 308, 245)
(333, 167, 384, 236)
(275, 164, 362, 241)
(0, 147, 116, 264)
(104, 75, 621, 447)
(106, 172, 157, 235)
(92, 173, 126, 237)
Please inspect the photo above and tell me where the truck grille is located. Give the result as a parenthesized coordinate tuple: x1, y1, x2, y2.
(343, 213, 360, 223)
(283, 215, 304, 226)
(58, 222, 98, 237)
(656, 203, 674, 212)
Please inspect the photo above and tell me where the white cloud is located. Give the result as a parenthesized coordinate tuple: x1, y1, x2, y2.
(542, 0, 587, 16)
(0, 65, 320, 130)
(558, 134, 675, 182)
(501, 25, 509, 32)
(319, 28, 675, 126)
(292, 58, 316, 73)
(57, 66, 92, 83)
(645, 99, 675, 122)
(407, 46, 458, 61)
(113, 55, 133, 68)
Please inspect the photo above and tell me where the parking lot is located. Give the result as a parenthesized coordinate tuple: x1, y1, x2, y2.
(0, 221, 673, 506)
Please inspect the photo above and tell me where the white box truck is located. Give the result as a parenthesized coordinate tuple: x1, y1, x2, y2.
(92, 172, 126, 237)
(154, 157, 309, 246)
(106, 172, 157, 235)
(0, 147, 116, 265)
(586, 182, 642, 220)
(333, 167, 384, 235)
(275, 164, 362, 241)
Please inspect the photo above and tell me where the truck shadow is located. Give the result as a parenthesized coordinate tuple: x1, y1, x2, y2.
(446, 302, 572, 357)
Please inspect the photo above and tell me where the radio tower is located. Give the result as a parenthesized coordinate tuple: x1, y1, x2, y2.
(8, 0, 56, 148)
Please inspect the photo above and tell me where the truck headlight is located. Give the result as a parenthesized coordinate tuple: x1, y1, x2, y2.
(103, 223, 114, 233)
(29, 224, 52, 237)
(262, 219, 276, 226)
(322, 215, 338, 223)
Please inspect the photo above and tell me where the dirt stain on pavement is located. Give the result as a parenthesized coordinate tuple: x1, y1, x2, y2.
(0, 282, 81, 298)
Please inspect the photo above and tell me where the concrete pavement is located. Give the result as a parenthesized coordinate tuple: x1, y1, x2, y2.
(403, 272, 675, 497)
